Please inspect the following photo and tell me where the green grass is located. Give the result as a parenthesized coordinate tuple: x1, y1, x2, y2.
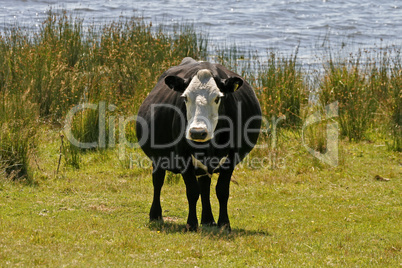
(0, 91, 38, 183)
(0, 127, 400, 266)
(319, 49, 402, 145)
(255, 51, 307, 127)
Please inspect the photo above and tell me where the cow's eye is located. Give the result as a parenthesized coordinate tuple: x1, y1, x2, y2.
(214, 96, 221, 104)
(181, 95, 188, 103)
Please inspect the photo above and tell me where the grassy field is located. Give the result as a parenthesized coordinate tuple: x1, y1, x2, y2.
(0, 12, 401, 267)
(0, 127, 401, 266)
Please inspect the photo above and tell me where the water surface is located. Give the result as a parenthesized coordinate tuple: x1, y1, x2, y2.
(1, 0, 401, 62)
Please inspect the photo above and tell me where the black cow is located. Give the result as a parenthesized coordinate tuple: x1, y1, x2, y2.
(136, 57, 261, 231)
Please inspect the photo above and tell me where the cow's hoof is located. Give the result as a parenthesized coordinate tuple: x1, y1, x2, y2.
(149, 209, 162, 222)
(149, 216, 163, 222)
(201, 221, 217, 227)
(218, 223, 231, 233)
(186, 223, 198, 232)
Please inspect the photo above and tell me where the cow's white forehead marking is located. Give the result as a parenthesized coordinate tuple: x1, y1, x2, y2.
(197, 69, 213, 84)
(183, 69, 220, 96)
(196, 95, 207, 106)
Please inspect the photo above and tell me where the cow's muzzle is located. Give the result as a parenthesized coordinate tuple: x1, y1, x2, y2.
(189, 127, 208, 141)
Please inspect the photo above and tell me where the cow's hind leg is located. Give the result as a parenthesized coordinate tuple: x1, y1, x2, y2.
(198, 175, 216, 226)
(150, 165, 166, 221)
(182, 168, 200, 231)
(216, 168, 234, 231)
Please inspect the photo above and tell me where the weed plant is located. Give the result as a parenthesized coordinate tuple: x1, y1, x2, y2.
(319, 51, 375, 141)
(215, 47, 308, 129)
(255, 51, 308, 128)
(0, 92, 37, 181)
(319, 49, 401, 148)
(389, 53, 402, 151)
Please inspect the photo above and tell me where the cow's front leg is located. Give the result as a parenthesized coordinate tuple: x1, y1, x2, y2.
(150, 165, 166, 221)
(182, 167, 200, 231)
(216, 168, 234, 231)
(198, 175, 216, 226)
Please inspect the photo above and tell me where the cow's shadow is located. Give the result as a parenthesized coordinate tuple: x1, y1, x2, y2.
(148, 220, 271, 240)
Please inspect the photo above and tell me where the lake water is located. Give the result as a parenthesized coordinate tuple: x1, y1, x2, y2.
(1, 0, 401, 63)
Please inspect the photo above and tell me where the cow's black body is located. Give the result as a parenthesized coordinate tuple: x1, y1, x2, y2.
(136, 57, 261, 230)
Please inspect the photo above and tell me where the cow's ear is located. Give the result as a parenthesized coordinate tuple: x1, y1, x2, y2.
(215, 77, 243, 93)
(165, 75, 189, 93)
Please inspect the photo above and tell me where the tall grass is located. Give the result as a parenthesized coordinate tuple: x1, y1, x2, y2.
(215, 46, 308, 128)
(0, 11, 208, 171)
(0, 92, 37, 182)
(255, 51, 308, 128)
(318, 51, 376, 141)
(0, 10, 401, 181)
(389, 52, 402, 151)
(0, 11, 207, 119)
(216, 45, 401, 150)
(318, 49, 401, 149)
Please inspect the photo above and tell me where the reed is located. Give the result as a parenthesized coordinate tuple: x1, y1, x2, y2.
(0, 11, 207, 118)
(0, 92, 37, 182)
(215, 46, 308, 128)
(319, 50, 376, 141)
(255, 51, 308, 128)
(318, 48, 401, 149)
(388, 52, 402, 151)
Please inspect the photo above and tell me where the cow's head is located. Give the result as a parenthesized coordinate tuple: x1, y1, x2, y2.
(165, 69, 242, 142)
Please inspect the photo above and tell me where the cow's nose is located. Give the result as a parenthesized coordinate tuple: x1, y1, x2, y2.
(189, 127, 208, 140)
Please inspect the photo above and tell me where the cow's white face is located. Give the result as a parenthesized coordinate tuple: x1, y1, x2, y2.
(181, 69, 223, 142)
(165, 68, 243, 143)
